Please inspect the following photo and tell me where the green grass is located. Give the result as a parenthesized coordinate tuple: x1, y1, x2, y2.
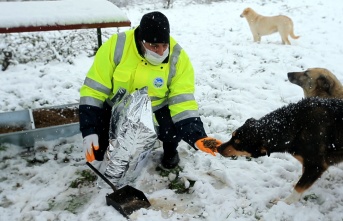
(168, 178, 196, 194)
(0, 145, 8, 151)
(26, 157, 49, 166)
(69, 169, 97, 188)
(156, 165, 195, 194)
(303, 193, 318, 201)
(48, 192, 93, 214)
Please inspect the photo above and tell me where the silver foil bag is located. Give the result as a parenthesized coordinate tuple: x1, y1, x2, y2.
(103, 87, 157, 187)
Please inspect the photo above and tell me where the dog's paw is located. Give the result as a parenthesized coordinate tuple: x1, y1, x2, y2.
(282, 189, 302, 204)
(266, 198, 279, 208)
(269, 190, 302, 206)
(269, 198, 280, 205)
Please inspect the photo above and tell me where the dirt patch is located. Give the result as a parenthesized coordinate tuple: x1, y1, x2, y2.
(0, 125, 26, 134)
(33, 107, 79, 128)
(0, 107, 79, 134)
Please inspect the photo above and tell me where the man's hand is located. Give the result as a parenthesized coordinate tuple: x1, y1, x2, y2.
(83, 134, 99, 162)
(195, 137, 222, 156)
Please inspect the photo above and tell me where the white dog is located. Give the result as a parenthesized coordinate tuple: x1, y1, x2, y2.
(240, 7, 300, 45)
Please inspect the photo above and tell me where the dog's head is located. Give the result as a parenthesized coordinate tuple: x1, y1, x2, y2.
(240, 7, 253, 18)
(287, 68, 342, 98)
(217, 118, 269, 158)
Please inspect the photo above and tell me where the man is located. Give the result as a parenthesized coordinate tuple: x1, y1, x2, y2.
(79, 11, 221, 170)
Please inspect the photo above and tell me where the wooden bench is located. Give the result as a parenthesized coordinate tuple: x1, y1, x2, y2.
(0, 0, 131, 70)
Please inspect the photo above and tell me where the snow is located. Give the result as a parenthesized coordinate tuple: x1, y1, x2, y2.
(0, 0, 129, 28)
(1, 0, 343, 220)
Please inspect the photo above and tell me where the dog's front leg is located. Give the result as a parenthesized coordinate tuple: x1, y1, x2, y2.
(283, 162, 326, 204)
(253, 33, 261, 42)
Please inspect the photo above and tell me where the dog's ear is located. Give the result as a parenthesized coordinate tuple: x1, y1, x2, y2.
(317, 75, 334, 95)
(245, 118, 257, 126)
(242, 7, 250, 16)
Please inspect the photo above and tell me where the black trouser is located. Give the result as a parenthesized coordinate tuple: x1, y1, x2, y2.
(94, 102, 112, 161)
(154, 105, 181, 157)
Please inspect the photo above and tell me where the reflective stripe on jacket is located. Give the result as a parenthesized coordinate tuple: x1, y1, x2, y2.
(80, 28, 200, 123)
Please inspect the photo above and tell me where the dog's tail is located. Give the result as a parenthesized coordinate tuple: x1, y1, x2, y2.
(290, 30, 300, 39)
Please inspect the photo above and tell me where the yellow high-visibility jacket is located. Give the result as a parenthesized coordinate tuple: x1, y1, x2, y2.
(80, 28, 200, 124)
(79, 28, 207, 152)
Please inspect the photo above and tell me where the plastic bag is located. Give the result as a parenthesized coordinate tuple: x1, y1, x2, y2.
(102, 87, 157, 187)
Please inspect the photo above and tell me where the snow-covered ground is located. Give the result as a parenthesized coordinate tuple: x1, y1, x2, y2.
(1, 0, 343, 220)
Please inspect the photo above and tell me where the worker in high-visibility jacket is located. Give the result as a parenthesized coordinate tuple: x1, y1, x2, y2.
(79, 11, 222, 169)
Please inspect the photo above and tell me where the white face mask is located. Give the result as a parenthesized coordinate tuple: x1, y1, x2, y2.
(143, 45, 169, 66)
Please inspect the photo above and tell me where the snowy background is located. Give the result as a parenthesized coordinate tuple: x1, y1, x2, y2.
(1, 0, 343, 220)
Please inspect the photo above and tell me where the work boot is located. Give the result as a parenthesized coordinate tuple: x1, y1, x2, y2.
(160, 142, 179, 169)
(161, 151, 180, 169)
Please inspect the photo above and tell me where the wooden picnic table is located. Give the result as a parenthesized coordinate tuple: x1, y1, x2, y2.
(0, 0, 131, 47)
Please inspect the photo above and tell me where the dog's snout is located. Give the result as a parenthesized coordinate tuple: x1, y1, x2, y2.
(217, 142, 237, 157)
(287, 72, 295, 80)
(217, 143, 225, 153)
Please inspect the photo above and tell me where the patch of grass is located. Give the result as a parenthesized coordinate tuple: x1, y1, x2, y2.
(228, 156, 252, 161)
(63, 145, 75, 155)
(0, 196, 13, 208)
(48, 198, 56, 211)
(65, 194, 89, 213)
(169, 178, 196, 194)
(0, 177, 8, 182)
(156, 165, 183, 177)
(0, 145, 8, 151)
(156, 165, 195, 194)
(48, 193, 92, 214)
(69, 169, 97, 188)
(2, 156, 12, 161)
(246, 157, 252, 161)
(62, 156, 70, 163)
(26, 157, 49, 166)
(303, 193, 318, 201)
(225, 114, 231, 120)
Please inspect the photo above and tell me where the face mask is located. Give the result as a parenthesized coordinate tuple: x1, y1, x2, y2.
(143, 45, 169, 66)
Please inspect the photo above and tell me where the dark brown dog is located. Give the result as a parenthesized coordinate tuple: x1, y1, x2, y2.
(288, 68, 343, 99)
(217, 97, 343, 204)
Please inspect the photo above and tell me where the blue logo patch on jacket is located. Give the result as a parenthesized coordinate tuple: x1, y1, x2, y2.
(153, 77, 164, 88)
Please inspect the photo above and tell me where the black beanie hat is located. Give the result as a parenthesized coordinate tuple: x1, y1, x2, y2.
(139, 11, 170, 44)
